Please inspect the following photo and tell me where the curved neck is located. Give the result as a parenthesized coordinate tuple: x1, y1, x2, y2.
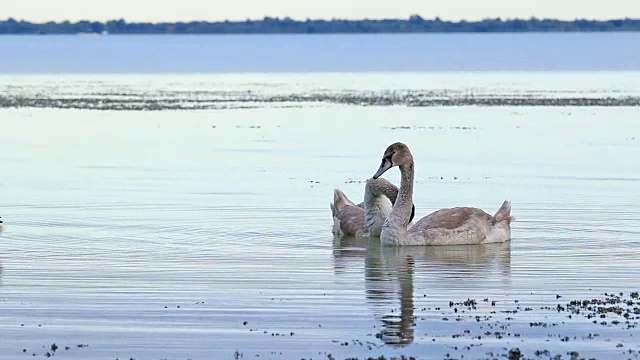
(365, 180, 398, 205)
(388, 161, 414, 227)
(380, 183, 400, 204)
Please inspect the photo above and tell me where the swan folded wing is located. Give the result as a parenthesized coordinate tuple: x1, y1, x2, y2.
(421, 207, 493, 229)
(409, 207, 494, 245)
(334, 205, 366, 237)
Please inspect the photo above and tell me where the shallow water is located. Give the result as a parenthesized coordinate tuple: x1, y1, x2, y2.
(1, 73, 640, 359)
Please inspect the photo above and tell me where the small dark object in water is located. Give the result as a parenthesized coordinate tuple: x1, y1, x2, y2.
(50, 343, 58, 352)
(508, 348, 522, 360)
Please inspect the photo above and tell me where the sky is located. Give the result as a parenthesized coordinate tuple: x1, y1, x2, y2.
(2, 0, 639, 22)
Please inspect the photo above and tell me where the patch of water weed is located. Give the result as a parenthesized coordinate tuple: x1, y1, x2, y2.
(559, 292, 640, 328)
(2, 91, 640, 111)
(21, 343, 88, 358)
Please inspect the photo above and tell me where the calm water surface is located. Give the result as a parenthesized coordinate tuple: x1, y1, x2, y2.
(1, 32, 640, 73)
(0, 73, 640, 359)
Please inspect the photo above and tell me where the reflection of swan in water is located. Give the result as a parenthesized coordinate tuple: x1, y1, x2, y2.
(332, 235, 512, 346)
(332, 235, 368, 274)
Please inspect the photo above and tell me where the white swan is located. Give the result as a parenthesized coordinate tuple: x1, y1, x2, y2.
(0, 216, 4, 234)
(331, 178, 415, 237)
(372, 142, 513, 246)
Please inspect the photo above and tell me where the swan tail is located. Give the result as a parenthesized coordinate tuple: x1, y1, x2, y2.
(493, 200, 513, 224)
(332, 188, 355, 214)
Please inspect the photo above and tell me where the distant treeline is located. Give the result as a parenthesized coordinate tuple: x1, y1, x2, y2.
(2, 16, 640, 34)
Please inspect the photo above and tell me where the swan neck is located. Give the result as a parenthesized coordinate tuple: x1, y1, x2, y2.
(392, 161, 414, 226)
(366, 180, 397, 202)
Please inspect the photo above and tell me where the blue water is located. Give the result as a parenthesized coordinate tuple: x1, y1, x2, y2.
(1, 32, 639, 73)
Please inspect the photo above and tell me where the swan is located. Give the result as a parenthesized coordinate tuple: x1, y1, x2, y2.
(372, 142, 513, 246)
(0, 216, 3, 234)
(331, 178, 415, 237)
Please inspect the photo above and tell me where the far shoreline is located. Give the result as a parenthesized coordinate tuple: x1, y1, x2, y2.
(1, 16, 640, 35)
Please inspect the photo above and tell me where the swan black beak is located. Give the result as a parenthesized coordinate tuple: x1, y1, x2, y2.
(373, 158, 392, 179)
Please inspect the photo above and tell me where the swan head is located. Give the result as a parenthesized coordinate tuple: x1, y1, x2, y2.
(373, 142, 412, 179)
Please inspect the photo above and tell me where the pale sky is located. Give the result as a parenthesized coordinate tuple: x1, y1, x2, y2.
(2, 0, 639, 22)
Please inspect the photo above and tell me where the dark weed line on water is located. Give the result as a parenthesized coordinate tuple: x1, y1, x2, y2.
(2, 93, 640, 111)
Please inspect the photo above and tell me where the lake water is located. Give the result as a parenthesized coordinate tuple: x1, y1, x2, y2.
(0, 32, 640, 73)
(1, 34, 640, 360)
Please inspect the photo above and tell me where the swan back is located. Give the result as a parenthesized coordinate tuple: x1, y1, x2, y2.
(396, 205, 512, 246)
(333, 205, 366, 237)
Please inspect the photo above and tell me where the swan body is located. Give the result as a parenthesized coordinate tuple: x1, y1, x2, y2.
(372, 142, 513, 246)
(331, 178, 415, 237)
(331, 189, 369, 237)
(0, 216, 4, 234)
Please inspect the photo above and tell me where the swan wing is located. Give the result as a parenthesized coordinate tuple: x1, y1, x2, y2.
(408, 207, 494, 245)
(335, 205, 366, 237)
